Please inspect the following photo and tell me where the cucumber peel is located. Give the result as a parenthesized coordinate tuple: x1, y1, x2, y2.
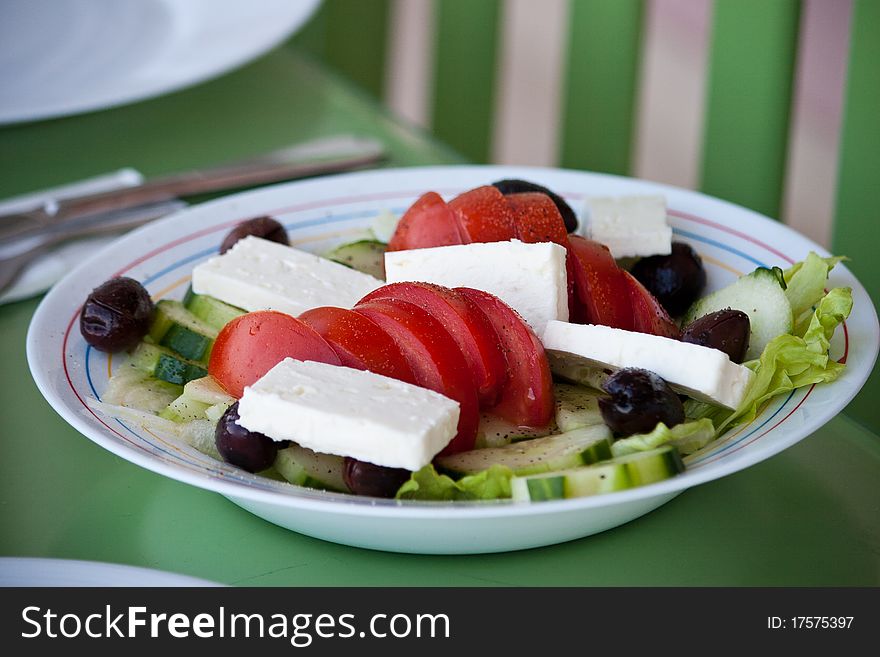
(510, 446, 684, 502)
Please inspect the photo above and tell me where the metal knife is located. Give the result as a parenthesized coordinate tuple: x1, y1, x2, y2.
(0, 134, 386, 244)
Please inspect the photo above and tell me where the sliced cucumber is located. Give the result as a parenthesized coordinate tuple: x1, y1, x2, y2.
(148, 299, 218, 362)
(475, 412, 555, 448)
(510, 446, 684, 502)
(156, 374, 234, 422)
(88, 399, 221, 460)
(370, 209, 399, 243)
(554, 383, 604, 432)
(129, 342, 208, 386)
(159, 395, 212, 423)
(437, 425, 612, 477)
(183, 375, 235, 406)
(183, 288, 245, 330)
(205, 402, 231, 423)
(323, 239, 387, 279)
(547, 352, 610, 390)
(682, 267, 793, 360)
(102, 364, 183, 413)
(275, 444, 349, 492)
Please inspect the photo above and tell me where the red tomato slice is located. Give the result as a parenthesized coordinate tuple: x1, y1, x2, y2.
(387, 192, 466, 252)
(622, 271, 681, 339)
(506, 191, 579, 319)
(448, 185, 517, 243)
(505, 192, 569, 245)
(360, 282, 507, 406)
(568, 235, 634, 330)
(354, 299, 480, 455)
(298, 306, 416, 384)
(208, 311, 341, 398)
(455, 287, 554, 429)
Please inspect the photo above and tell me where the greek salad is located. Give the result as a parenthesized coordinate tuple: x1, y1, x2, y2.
(82, 179, 853, 502)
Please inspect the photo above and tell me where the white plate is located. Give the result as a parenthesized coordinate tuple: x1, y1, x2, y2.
(0, 558, 221, 587)
(26, 166, 879, 554)
(0, 0, 321, 125)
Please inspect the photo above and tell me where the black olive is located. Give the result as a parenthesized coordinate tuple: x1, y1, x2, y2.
(491, 179, 578, 233)
(631, 242, 707, 316)
(342, 457, 411, 498)
(599, 368, 685, 437)
(682, 309, 750, 363)
(79, 277, 154, 352)
(219, 216, 289, 254)
(215, 402, 278, 473)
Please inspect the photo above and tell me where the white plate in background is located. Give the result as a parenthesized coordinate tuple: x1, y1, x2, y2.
(0, 557, 222, 587)
(26, 166, 879, 554)
(0, 0, 321, 125)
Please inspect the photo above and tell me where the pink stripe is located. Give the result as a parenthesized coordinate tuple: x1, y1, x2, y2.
(668, 210, 796, 264)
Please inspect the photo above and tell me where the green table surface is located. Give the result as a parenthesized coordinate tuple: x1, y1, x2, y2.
(1, 48, 878, 586)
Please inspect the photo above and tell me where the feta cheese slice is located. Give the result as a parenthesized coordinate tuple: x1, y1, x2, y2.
(581, 195, 672, 258)
(192, 236, 383, 316)
(541, 321, 754, 410)
(384, 239, 569, 332)
(236, 358, 460, 471)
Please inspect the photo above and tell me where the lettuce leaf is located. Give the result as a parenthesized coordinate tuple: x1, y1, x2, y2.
(395, 464, 513, 501)
(610, 419, 716, 458)
(685, 286, 853, 433)
(783, 252, 846, 333)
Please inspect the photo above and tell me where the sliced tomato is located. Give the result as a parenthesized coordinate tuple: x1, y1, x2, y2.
(448, 185, 517, 243)
(455, 287, 554, 429)
(360, 282, 507, 406)
(506, 191, 579, 319)
(299, 306, 416, 384)
(354, 299, 480, 455)
(505, 192, 570, 245)
(208, 311, 341, 398)
(622, 271, 681, 339)
(387, 192, 466, 252)
(568, 235, 634, 330)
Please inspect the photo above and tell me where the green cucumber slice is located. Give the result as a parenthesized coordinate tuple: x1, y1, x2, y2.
(129, 342, 208, 385)
(275, 444, 349, 492)
(547, 352, 610, 390)
(475, 412, 554, 448)
(102, 364, 183, 413)
(682, 267, 793, 360)
(370, 209, 399, 243)
(159, 395, 212, 423)
(510, 446, 684, 502)
(182, 376, 235, 406)
(183, 288, 245, 330)
(554, 383, 604, 432)
(437, 425, 613, 477)
(148, 299, 218, 362)
(323, 239, 387, 279)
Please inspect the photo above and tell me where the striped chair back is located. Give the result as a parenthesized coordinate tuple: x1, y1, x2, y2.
(291, 0, 879, 429)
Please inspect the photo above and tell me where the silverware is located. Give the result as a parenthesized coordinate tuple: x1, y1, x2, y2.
(0, 134, 386, 244)
(0, 199, 187, 295)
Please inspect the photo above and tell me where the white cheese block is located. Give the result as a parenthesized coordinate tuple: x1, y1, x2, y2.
(581, 195, 672, 258)
(236, 358, 460, 471)
(384, 239, 568, 332)
(541, 321, 754, 410)
(192, 236, 383, 316)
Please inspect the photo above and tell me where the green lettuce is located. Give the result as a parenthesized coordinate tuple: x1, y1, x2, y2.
(685, 286, 853, 433)
(783, 252, 847, 333)
(610, 419, 716, 458)
(395, 464, 513, 501)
